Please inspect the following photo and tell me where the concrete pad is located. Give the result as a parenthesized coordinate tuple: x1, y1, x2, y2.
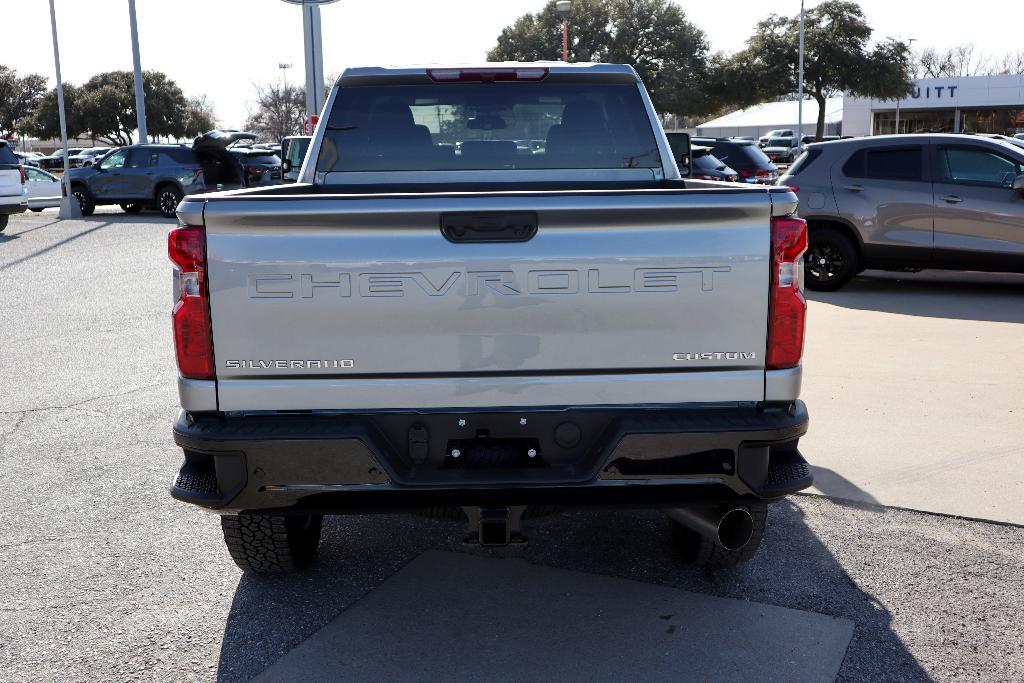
(801, 271, 1024, 524)
(257, 550, 854, 682)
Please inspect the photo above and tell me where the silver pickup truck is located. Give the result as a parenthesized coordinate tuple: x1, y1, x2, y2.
(168, 63, 812, 573)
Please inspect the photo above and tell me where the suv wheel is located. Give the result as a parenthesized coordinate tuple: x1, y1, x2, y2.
(804, 226, 858, 291)
(120, 202, 144, 214)
(221, 513, 323, 573)
(0, 214, 7, 231)
(156, 185, 183, 218)
(72, 186, 95, 216)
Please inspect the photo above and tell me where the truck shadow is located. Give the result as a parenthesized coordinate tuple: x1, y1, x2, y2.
(215, 500, 929, 681)
(0, 220, 114, 272)
(806, 270, 1024, 324)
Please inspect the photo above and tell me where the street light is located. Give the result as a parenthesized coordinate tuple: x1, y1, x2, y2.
(128, 0, 147, 144)
(47, 0, 80, 218)
(280, 0, 341, 128)
(556, 1, 571, 62)
(279, 62, 292, 92)
(887, 36, 916, 134)
(797, 0, 805, 142)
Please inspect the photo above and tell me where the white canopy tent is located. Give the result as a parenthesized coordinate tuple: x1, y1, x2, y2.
(695, 98, 845, 139)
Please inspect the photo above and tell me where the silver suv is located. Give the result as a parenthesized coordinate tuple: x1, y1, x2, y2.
(780, 134, 1024, 290)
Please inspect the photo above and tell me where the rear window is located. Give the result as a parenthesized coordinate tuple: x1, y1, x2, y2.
(317, 81, 660, 173)
(240, 154, 280, 164)
(704, 141, 772, 170)
(786, 147, 823, 176)
(843, 147, 922, 181)
(0, 143, 17, 165)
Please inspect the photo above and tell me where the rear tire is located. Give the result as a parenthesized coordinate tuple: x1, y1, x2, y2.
(668, 502, 767, 569)
(29, 208, 44, 213)
(0, 214, 7, 231)
(156, 185, 183, 218)
(804, 226, 858, 291)
(120, 202, 144, 214)
(71, 185, 94, 216)
(220, 513, 323, 573)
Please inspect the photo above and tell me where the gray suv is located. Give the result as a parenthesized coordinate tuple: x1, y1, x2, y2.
(67, 131, 254, 218)
(780, 134, 1024, 290)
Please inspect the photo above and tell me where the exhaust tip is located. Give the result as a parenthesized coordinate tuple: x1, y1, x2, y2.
(717, 508, 754, 550)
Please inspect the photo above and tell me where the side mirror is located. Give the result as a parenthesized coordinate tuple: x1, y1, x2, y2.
(1013, 174, 1024, 192)
(673, 132, 691, 177)
(282, 159, 292, 173)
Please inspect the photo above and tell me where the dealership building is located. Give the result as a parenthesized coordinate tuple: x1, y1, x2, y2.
(694, 75, 1024, 139)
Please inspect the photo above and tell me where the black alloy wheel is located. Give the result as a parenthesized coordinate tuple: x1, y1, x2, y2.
(804, 226, 858, 291)
(157, 186, 183, 219)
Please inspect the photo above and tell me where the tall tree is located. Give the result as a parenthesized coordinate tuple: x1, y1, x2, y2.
(74, 70, 201, 145)
(488, 0, 715, 117)
(0, 66, 48, 139)
(737, 1, 914, 139)
(21, 84, 85, 141)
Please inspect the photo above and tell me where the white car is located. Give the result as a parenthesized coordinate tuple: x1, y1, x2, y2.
(25, 166, 63, 211)
(71, 147, 111, 168)
(0, 141, 28, 231)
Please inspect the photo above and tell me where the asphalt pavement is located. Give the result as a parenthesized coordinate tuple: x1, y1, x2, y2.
(1, 209, 1023, 681)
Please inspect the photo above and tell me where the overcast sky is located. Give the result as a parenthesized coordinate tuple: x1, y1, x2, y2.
(5, 0, 1016, 129)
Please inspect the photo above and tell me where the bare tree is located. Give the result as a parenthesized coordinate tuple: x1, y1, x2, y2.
(990, 50, 1024, 76)
(914, 43, 991, 78)
(244, 82, 305, 142)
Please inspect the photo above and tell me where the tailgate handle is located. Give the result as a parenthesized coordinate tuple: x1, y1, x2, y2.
(441, 212, 538, 243)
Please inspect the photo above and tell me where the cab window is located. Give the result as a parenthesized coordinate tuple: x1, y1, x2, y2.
(99, 149, 127, 169)
(937, 146, 1022, 188)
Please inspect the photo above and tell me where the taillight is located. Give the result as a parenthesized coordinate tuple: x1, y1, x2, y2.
(247, 166, 264, 175)
(738, 169, 752, 178)
(19, 165, 27, 184)
(755, 169, 770, 178)
(168, 225, 215, 380)
(427, 67, 548, 82)
(766, 216, 808, 370)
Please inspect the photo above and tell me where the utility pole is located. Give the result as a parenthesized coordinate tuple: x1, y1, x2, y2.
(128, 0, 147, 144)
(48, 0, 80, 218)
(797, 0, 805, 143)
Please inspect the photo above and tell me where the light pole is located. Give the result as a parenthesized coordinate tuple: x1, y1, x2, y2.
(48, 0, 80, 218)
(797, 0, 805, 142)
(279, 63, 292, 92)
(887, 36, 916, 134)
(128, 0, 147, 144)
(556, 1, 571, 62)
(281, 0, 341, 128)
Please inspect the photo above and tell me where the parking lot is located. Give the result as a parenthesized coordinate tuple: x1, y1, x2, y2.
(1, 209, 1022, 680)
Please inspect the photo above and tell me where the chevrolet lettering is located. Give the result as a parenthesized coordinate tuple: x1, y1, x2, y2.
(168, 62, 812, 576)
(247, 267, 732, 299)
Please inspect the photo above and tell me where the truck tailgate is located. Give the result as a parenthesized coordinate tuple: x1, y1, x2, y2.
(201, 189, 772, 411)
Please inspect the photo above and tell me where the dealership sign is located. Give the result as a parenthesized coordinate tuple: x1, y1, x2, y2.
(910, 84, 959, 100)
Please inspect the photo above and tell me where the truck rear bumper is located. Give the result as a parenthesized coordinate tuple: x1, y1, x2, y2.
(170, 402, 811, 513)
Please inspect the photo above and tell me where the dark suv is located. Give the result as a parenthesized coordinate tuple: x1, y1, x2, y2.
(686, 136, 779, 184)
(67, 131, 254, 218)
(228, 147, 283, 187)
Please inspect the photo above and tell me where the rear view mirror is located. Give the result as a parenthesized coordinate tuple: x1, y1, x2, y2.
(1013, 174, 1024, 192)
(673, 132, 691, 177)
(467, 115, 506, 131)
